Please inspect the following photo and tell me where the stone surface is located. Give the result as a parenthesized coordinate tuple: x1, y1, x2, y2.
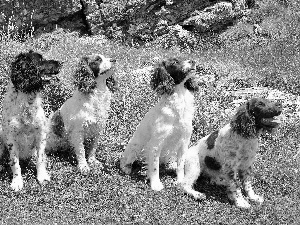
(0, 0, 83, 36)
(0, 0, 254, 42)
(182, 2, 237, 32)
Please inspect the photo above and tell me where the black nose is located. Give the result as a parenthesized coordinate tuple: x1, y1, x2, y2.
(274, 101, 283, 112)
(110, 58, 116, 63)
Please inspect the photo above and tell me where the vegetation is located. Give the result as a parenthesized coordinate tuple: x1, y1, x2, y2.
(0, 0, 299, 224)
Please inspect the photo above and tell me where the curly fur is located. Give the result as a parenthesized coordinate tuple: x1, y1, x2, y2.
(150, 58, 198, 95)
(47, 54, 116, 173)
(181, 98, 282, 208)
(0, 50, 61, 191)
(120, 57, 198, 191)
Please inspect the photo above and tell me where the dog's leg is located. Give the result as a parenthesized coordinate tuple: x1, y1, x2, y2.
(181, 146, 206, 200)
(7, 137, 23, 191)
(239, 168, 264, 204)
(145, 137, 165, 191)
(120, 132, 147, 174)
(226, 169, 251, 208)
(86, 136, 103, 169)
(36, 130, 51, 185)
(70, 131, 89, 173)
(144, 135, 166, 191)
(176, 139, 190, 184)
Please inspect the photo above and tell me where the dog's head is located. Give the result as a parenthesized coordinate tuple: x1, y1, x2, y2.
(150, 58, 198, 95)
(74, 54, 117, 94)
(231, 98, 282, 138)
(10, 50, 62, 93)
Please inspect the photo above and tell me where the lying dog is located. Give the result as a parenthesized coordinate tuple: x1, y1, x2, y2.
(1, 50, 61, 191)
(120, 57, 199, 191)
(48, 54, 116, 173)
(181, 98, 282, 208)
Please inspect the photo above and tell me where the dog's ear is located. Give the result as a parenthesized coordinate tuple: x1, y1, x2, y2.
(106, 75, 118, 93)
(74, 57, 93, 85)
(74, 56, 97, 93)
(230, 101, 257, 138)
(10, 52, 42, 93)
(184, 77, 199, 92)
(150, 62, 175, 95)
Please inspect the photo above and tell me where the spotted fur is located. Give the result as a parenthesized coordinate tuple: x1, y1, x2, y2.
(1, 50, 61, 191)
(120, 57, 199, 191)
(181, 98, 282, 208)
(47, 54, 116, 173)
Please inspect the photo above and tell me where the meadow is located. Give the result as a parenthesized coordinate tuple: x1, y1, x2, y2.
(0, 1, 300, 224)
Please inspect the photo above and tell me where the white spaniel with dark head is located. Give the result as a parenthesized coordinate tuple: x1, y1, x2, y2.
(120, 57, 199, 191)
(182, 98, 282, 208)
(1, 50, 61, 191)
(48, 54, 116, 173)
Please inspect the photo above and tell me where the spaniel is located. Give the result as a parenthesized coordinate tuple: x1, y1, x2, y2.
(120, 57, 199, 191)
(48, 54, 116, 173)
(0, 50, 61, 191)
(181, 98, 282, 208)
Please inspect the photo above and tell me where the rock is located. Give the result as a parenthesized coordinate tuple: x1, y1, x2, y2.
(182, 2, 240, 33)
(0, 0, 83, 36)
(0, 0, 256, 43)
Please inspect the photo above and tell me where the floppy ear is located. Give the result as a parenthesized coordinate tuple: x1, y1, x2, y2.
(150, 62, 175, 95)
(10, 52, 42, 93)
(106, 75, 118, 93)
(230, 101, 257, 138)
(74, 57, 97, 93)
(184, 77, 199, 93)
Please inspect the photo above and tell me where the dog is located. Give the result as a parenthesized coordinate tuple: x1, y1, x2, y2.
(0, 50, 61, 191)
(48, 54, 116, 173)
(181, 97, 282, 208)
(120, 57, 199, 191)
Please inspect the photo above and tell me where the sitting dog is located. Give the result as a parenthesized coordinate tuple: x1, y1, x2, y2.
(0, 50, 61, 191)
(120, 57, 199, 191)
(181, 98, 282, 208)
(48, 54, 116, 173)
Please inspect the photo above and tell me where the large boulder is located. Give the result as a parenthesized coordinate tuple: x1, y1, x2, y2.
(0, 0, 83, 36)
(182, 2, 242, 33)
(0, 0, 255, 43)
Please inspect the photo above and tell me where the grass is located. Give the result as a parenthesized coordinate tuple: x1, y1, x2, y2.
(0, 4, 300, 224)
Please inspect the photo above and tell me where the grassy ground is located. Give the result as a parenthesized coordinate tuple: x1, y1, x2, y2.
(0, 14, 300, 225)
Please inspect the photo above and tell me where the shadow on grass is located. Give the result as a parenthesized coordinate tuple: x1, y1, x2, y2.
(193, 175, 230, 204)
(0, 155, 39, 182)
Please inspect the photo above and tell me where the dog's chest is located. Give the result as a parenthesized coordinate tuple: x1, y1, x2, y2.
(215, 131, 259, 168)
(3, 90, 46, 131)
(165, 88, 194, 127)
(83, 90, 111, 121)
(62, 90, 111, 126)
(2, 89, 46, 157)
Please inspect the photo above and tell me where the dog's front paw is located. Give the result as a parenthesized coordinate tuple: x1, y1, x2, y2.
(248, 193, 264, 204)
(88, 157, 103, 169)
(182, 186, 206, 200)
(120, 158, 132, 174)
(235, 197, 251, 209)
(77, 163, 90, 174)
(150, 180, 164, 191)
(37, 170, 51, 185)
(11, 176, 23, 192)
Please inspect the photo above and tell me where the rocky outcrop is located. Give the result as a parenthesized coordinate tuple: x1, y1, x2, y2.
(0, 0, 84, 36)
(0, 0, 255, 43)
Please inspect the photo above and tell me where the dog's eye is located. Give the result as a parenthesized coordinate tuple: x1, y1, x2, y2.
(95, 56, 102, 62)
(257, 102, 265, 107)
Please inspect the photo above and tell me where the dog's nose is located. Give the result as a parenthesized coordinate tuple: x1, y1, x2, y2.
(275, 101, 283, 111)
(110, 58, 116, 63)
